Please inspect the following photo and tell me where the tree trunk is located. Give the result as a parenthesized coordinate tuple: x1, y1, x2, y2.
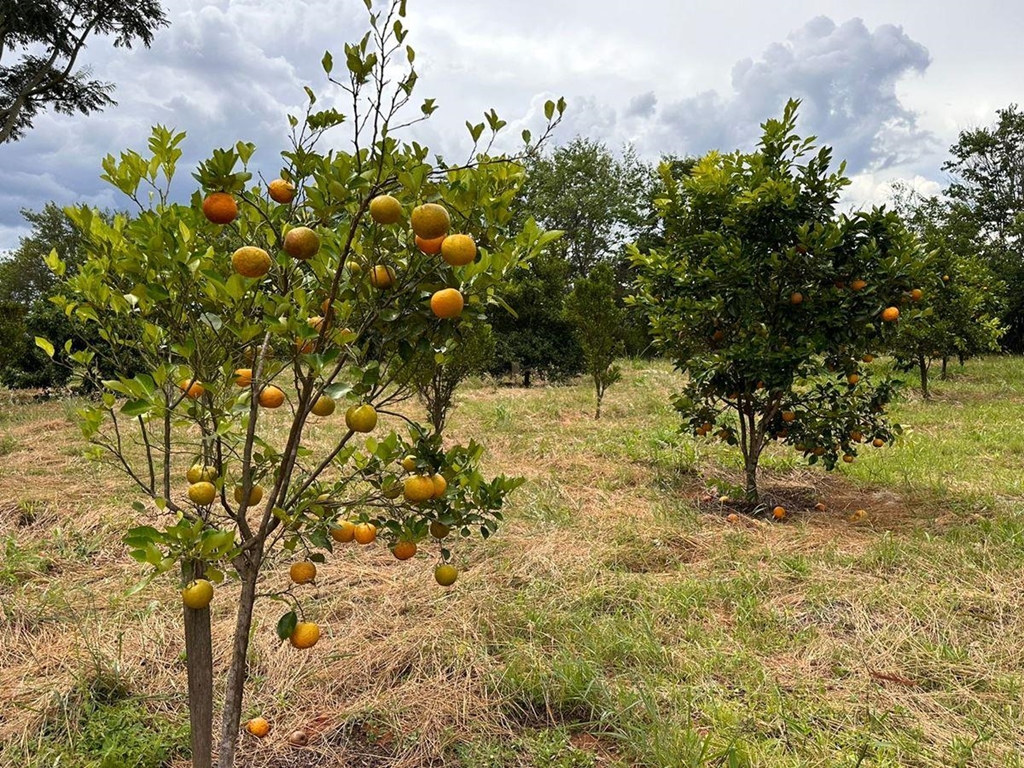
(523, 368, 531, 388)
(595, 389, 602, 420)
(216, 554, 262, 768)
(744, 456, 758, 503)
(919, 355, 930, 399)
(183, 563, 213, 768)
(941, 357, 949, 380)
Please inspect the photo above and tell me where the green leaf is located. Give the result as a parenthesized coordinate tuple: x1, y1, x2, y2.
(121, 399, 152, 417)
(35, 337, 55, 358)
(322, 50, 333, 74)
(276, 610, 298, 641)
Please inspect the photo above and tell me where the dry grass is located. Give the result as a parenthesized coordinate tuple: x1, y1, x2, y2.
(2, 358, 1024, 766)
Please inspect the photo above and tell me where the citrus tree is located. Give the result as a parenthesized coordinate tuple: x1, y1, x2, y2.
(631, 100, 925, 505)
(38, 4, 563, 766)
(564, 262, 624, 418)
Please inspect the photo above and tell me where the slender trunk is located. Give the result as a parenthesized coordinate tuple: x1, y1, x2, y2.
(183, 562, 213, 768)
(595, 395, 602, 420)
(919, 355, 930, 399)
(744, 455, 758, 502)
(523, 368, 531, 388)
(941, 357, 949, 380)
(216, 551, 262, 768)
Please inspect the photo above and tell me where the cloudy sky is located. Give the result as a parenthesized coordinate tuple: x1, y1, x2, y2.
(2, 0, 1021, 252)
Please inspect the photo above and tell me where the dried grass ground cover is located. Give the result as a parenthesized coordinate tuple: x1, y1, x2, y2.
(2, 357, 1023, 767)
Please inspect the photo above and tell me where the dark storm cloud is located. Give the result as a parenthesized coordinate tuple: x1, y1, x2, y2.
(652, 16, 934, 171)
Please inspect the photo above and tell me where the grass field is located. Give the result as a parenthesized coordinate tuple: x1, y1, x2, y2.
(2, 357, 1023, 767)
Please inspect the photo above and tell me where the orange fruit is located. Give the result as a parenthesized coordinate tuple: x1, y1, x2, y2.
(234, 484, 264, 506)
(842, 454, 854, 463)
(849, 509, 867, 522)
(813, 447, 825, 456)
(246, 717, 271, 738)
(790, 292, 803, 305)
(369, 265, 396, 289)
(179, 378, 205, 399)
(910, 288, 923, 301)
(289, 561, 317, 584)
(404, 475, 435, 503)
(392, 540, 417, 560)
(430, 288, 464, 319)
(416, 235, 445, 255)
(441, 234, 476, 266)
(781, 411, 796, 423)
(872, 438, 885, 448)
(814, 502, 826, 512)
(182, 579, 214, 609)
(311, 395, 335, 417)
(862, 354, 875, 363)
(431, 473, 447, 498)
(353, 522, 377, 545)
(234, 368, 253, 387)
(772, 506, 786, 520)
(400, 455, 417, 472)
(429, 520, 450, 539)
(232, 246, 272, 278)
(259, 386, 285, 409)
(330, 520, 356, 543)
(847, 373, 860, 385)
(850, 279, 867, 291)
(881, 306, 900, 322)
(726, 513, 740, 523)
(369, 194, 402, 224)
(188, 481, 217, 506)
(711, 329, 725, 342)
(289, 621, 320, 649)
(283, 226, 320, 260)
(850, 430, 863, 442)
(942, 274, 950, 283)
(434, 564, 458, 586)
(268, 179, 295, 204)
(345, 404, 377, 432)
(202, 192, 237, 225)
(411, 203, 450, 239)
(187, 464, 218, 483)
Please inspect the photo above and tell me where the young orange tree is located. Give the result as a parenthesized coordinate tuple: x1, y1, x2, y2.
(631, 100, 925, 504)
(38, 4, 563, 766)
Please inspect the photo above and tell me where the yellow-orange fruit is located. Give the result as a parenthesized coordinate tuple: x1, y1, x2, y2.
(232, 246, 272, 278)
(202, 192, 237, 225)
(258, 385, 285, 409)
(416, 235, 445, 255)
(441, 234, 476, 266)
(411, 203, 450, 239)
(268, 179, 295, 204)
(430, 288, 464, 319)
(283, 227, 320, 260)
(369, 194, 402, 224)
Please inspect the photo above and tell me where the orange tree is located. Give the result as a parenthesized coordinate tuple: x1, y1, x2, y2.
(631, 100, 925, 505)
(38, 4, 563, 766)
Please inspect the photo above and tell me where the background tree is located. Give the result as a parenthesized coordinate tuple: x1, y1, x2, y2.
(42, 5, 564, 766)
(564, 262, 623, 418)
(0, 0, 168, 143)
(941, 104, 1024, 348)
(487, 251, 583, 386)
(632, 100, 924, 504)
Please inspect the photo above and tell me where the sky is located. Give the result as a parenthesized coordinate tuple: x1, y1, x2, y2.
(2, 0, 1022, 252)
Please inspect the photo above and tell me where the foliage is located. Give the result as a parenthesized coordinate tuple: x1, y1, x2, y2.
(941, 104, 1024, 349)
(487, 251, 583, 386)
(0, 0, 169, 143)
(631, 99, 925, 502)
(41, 3, 564, 765)
(564, 263, 623, 418)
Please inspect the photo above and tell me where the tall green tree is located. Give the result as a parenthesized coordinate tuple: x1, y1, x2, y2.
(632, 100, 925, 503)
(564, 262, 623, 418)
(942, 104, 1024, 348)
(0, 0, 168, 143)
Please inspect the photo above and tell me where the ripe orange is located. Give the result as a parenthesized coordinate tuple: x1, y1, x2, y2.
(429, 520, 450, 539)
(726, 513, 740, 523)
(400, 455, 417, 472)
(849, 509, 867, 522)
(259, 386, 285, 409)
(188, 481, 217, 506)
(850, 430, 863, 442)
(246, 717, 271, 738)
(289, 621, 320, 649)
(850, 279, 867, 291)
(711, 329, 726, 343)
(942, 274, 950, 283)
(182, 579, 214, 609)
(345, 404, 377, 432)
(430, 288, 464, 319)
(431, 473, 447, 498)
(369, 194, 403, 224)
(283, 227, 320, 260)
(392, 540, 417, 560)
(202, 192, 237, 225)
(234, 484, 264, 506)
(772, 506, 786, 520)
(268, 179, 295, 204)
(862, 354, 875, 363)
(353, 522, 377, 545)
(369, 265, 396, 289)
(289, 561, 317, 584)
(434, 564, 458, 586)
(330, 520, 356, 543)
(187, 464, 218, 483)
(910, 288, 923, 301)
(872, 438, 885, 448)
(234, 368, 253, 387)
(416, 235, 445, 255)
(781, 411, 796, 423)
(232, 246, 272, 278)
(813, 447, 825, 456)
(790, 292, 803, 305)
(311, 395, 335, 417)
(179, 378, 205, 399)
(881, 306, 900, 322)
(441, 234, 476, 266)
(842, 454, 854, 463)
(411, 203, 450, 239)
(404, 475, 435, 503)
(847, 373, 860, 385)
